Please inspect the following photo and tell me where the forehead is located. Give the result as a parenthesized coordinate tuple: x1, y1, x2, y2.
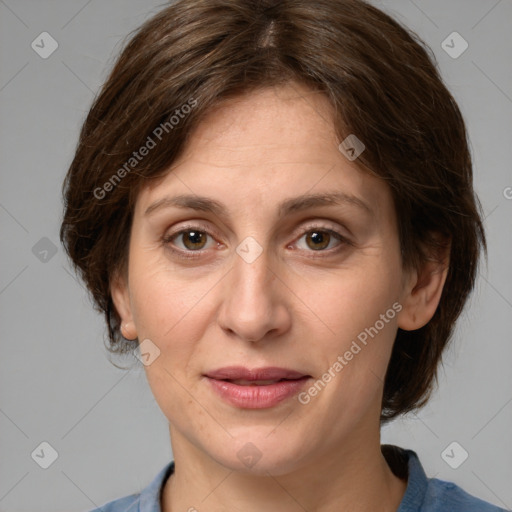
(135, 83, 392, 223)
(189, 84, 337, 159)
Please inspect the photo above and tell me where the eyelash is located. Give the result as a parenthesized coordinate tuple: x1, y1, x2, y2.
(161, 223, 351, 260)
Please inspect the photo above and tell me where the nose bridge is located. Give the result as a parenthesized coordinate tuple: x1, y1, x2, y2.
(232, 232, 273, 298)
(218, 241, 286, 341)
(233, 243, 274, 314)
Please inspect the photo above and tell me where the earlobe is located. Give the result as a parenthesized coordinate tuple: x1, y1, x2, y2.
(397, 237, 451, 332)
(110, 272, 137, 340)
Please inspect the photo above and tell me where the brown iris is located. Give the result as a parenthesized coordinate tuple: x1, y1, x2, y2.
(182, 230, 207, 250)
(305, 230, 331, 250)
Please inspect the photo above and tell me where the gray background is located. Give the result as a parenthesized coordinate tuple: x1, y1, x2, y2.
(0, 0, 511, 510)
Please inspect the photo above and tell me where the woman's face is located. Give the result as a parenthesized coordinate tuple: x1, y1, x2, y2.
(112, 83, 426, 475)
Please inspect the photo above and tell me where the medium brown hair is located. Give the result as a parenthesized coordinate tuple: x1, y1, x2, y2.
(60, 0, 486, 422)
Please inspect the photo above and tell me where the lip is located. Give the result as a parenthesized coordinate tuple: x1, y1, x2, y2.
(204, 366, 311, 409)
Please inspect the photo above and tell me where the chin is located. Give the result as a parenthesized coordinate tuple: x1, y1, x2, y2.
(207, 430, 309, 476)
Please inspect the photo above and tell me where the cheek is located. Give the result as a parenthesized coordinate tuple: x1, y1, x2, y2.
(128, 259, 224, 406)
(129, 254, 216, 341)
(130, 266, 219, 423)
(294, 283, 399, 433)
(301, 259, 402, 345)
(292, 254, 402, 409)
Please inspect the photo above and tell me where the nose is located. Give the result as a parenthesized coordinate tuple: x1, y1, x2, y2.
(217, 245, 292, 343)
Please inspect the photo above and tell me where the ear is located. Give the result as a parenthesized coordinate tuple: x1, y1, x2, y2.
(110, 270, 137, 340)
(397, 234, 451, 331)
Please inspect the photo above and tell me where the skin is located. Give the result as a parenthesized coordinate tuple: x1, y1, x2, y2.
(111, 82, 449, 511)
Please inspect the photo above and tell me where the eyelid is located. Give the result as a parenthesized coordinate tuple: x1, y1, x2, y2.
(291, 220, 350, 241)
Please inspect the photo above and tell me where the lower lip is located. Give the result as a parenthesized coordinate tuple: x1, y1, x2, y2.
(205, 377, 310, 409)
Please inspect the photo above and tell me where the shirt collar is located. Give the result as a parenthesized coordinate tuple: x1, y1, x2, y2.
(396, 448, 429, 511)
(139, 460, 175, 512)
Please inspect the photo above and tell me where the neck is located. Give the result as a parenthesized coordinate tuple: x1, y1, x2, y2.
(162, 423, 407, 512)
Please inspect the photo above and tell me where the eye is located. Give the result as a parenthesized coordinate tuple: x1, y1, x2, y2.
(294, 227, 349, 253)
(162, 223, 351, 260)
(162, 226, 217, 254)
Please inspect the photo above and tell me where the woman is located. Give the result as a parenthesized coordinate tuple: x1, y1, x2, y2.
(60, 0, 506, 510)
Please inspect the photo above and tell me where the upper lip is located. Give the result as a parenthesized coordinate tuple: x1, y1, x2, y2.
(204, 366, 309, 381)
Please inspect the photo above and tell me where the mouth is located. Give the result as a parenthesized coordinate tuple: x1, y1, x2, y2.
(205, 366, 309, 381)
(220, 378, 303, 386)
(204, 366, 312, 409)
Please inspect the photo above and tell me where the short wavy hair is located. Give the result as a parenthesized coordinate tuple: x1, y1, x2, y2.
(60, 0, 486, 422)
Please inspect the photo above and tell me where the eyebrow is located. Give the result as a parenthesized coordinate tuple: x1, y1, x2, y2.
(144, 191, 374, 219)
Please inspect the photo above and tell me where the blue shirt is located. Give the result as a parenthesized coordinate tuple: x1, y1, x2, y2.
(89, 446, 507, 511)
